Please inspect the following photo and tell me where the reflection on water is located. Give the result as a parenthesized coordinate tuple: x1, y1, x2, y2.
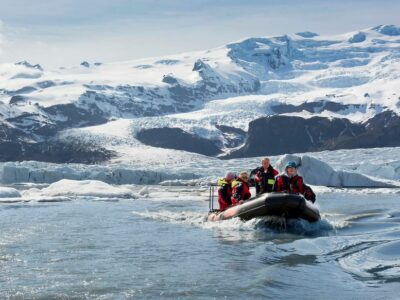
(0, 187, 399, 299)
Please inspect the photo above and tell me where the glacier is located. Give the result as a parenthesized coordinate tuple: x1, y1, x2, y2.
(0, 25, 399, 189)
(1, 25, 400, 163)
(0, 147, 398, 188)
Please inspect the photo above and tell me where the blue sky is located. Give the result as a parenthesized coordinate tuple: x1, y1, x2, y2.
(0, 0, 399, 68)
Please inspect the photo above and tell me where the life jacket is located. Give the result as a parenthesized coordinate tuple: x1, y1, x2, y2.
(217, 178, 232, 211)
(231, 178, 251, 205)
(252, 165, 279, 194)
(273, 174, 305, 195)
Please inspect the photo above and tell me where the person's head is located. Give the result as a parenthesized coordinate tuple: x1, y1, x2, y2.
(224, 171, 236, 183)
(285, 161, 297, 177)
(262, 157, 270, 169)
(238, 171, 249, 182)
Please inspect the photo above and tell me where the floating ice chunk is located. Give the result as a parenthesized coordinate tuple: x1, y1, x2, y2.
(41, 179, 137, 198)
(276, 154, 394, 187)
(0, 186, 21, 198)
(139, 186, 149, 197)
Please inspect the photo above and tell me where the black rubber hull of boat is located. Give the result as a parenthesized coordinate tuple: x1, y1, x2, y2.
(208, 193, 320, 223)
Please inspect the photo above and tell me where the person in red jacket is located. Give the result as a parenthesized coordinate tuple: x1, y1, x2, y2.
(273, 161, 305, 194)
(251, 157, 279, 195)
(231, 171, 251, 206)
(273, 161, 316, 202)
(217, 171, 236, 211)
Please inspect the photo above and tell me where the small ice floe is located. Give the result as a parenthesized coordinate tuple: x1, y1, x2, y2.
(0, 186, 26, 203)
(0, 187, 21, 198)
(138, 186, 150, 197)
(38, 179, 138, 199)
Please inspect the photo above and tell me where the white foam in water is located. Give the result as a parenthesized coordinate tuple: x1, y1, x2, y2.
(132, 209, 336, 237)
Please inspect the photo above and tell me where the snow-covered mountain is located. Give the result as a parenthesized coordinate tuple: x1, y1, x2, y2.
(1, 24, 400, 163)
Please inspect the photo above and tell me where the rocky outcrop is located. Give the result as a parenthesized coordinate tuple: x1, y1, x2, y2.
(136, 127, 222, 156)
(270, 100, 368, 114)
(223, 111, 400, 158)
(335, 110, 400, 149)
(215, 124, 246, 148)
(0, 138, 114, 163)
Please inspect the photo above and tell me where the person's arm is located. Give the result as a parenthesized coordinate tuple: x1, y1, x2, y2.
(272, 176, 280, 192)
(231, 183, 243, 205)
(244, 186, 251, 200)
(297, 177, 305, 194)
(304, 184, 316, 203)
(249, 168, 258, 187)
(254, 170, 262, 183)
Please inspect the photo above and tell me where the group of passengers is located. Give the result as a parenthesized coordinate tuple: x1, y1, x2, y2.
(217, 157, 316, 211)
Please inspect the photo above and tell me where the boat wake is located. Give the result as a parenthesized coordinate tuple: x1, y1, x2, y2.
(131, 209, 339, 237)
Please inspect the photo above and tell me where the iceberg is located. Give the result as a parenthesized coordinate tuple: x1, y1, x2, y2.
(275, 154, 395, 187)
(39, 179, 137, 199)
(0, 186, 21, 198)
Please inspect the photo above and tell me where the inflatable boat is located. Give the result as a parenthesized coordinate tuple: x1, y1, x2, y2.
(208, 192, 320, 223)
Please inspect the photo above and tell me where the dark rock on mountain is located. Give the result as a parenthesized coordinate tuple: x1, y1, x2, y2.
(6, 112, 59, 136)
(155, 59, 180, 65)
(0, 119, 113, 163)
(162, 74, 179, 85)
(42, 103, 108, 129)
(15, 61, 43, 71)
(373, 25, 400, 36)
(36, 80, 56, 89)
(216, 124, 246, 136)
(349, 32, 366, 43)
(335, 111, 400, 149)
(0, 139, 115, 163)
(6, 102, 108, 138)
(136, 127, 222, 156)
(80, 61, 90, 68)
(9, 95, 27, 105)
(224, 115, 364, 158)
(0, 122, 30, 143)
(223, 111, 400, 158)
(271, 100, 367, 114)
(12, 86, 37, 95)
(296, 31, 319, 38)
(215, 124, 247, 148)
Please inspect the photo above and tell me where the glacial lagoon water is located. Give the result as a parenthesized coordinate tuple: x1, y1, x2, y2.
(0, 186, 399, 299)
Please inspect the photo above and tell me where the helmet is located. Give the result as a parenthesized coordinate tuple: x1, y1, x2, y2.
(285, 161, 298, 169)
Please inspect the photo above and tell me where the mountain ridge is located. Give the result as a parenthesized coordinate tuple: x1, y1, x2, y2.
(0, 25, 399, 162)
